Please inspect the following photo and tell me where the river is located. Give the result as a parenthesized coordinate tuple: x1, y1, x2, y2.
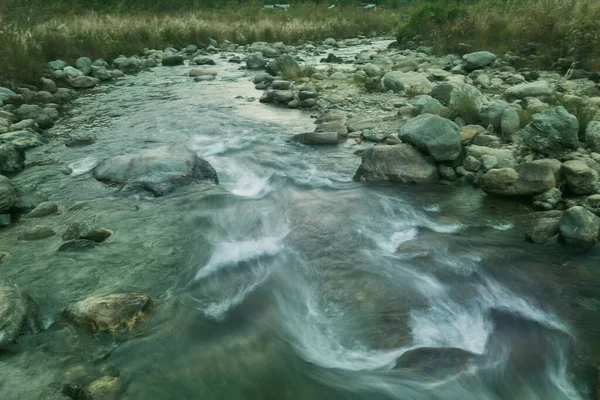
(1, 40, 600, 399)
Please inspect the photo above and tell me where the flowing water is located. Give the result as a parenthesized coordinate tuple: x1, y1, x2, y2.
(2, 41, 600, 399)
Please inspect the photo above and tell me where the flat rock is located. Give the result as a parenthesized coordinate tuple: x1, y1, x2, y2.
(92, 145, 218, 196)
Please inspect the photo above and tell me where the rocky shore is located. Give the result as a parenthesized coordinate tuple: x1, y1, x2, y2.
(1, 34, 600, 398)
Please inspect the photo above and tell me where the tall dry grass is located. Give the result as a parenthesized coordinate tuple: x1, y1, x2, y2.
(397, 0, 600, 70)
(0, 6, 399, 86)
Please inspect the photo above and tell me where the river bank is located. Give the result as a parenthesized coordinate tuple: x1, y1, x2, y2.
(0, 36, 600, 399)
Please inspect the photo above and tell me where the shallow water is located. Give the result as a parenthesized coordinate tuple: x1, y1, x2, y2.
(2, 41, 600, 399)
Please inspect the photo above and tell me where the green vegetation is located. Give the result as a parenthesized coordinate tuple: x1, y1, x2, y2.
(397, 0, 600, 70)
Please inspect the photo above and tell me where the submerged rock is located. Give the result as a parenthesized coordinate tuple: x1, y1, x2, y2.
(353, 144, 439, 184)
(63, 292, 154, 334)
(18, 225, 56, 240)
(92, 145, 218, 196)
(395, 346, 481, 377)
(0, 281, 40, 346)
(25, 202, 58, 218)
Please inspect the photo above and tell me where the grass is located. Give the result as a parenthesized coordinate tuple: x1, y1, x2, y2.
(397, 0, 600, 71)
(0, 5, 399, 86)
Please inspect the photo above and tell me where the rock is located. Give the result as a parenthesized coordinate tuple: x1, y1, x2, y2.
(0, 145, 25, 175)
(68, 76, 98, 89)
(504, 80, 555, 101)
(47, 60, 67, 71)
(273, 90, 294, 104)
(363, 63, 382, 78)
(430, 83, 456, 106)
(298, 90, 317, 101)
(292, 132, 342, 145)
(246, 53, 266, 70)
(384, 72, 434, 94)
(75, 57, 92, 75)
(526, 210, 563, 243)
(353, 144, 439, 184)
(92, 145, 218, 196)
(522, 106, 579, 154)
(323, 37, 337, 46)
(0, 281, 40, 346)
(14, 104, 42, 121)
(363, 130, 387, 142)
(259, 90, 275, 104)
(266, 55, 299, 76)
(586, 121, 600, 153)
(25, 202, 58, 218)
(300, 98, 317, 108)
(40, 78, 57, 93)
(271, 80, 292, 90)
(18, 225, 56, 240)
(462, 51, 496, 71)
(92, 58, 109, 68)
(414, 96, 448, 117)
(479, 100, 511, 131)
(315, 120, 348, 136)
(185, 44, 198, 54)
(80, 226, 112, 243)
(460, 125, 486, 143)
(0, 214, 10, 226)
(35, 91, 54, 104)
(0, 130, 44, 151)
(189, 69, 218, 77)
(8, 119, 36, 132)
(0, 175, 16, 213)
(463, 155, 482, 172)
(162, 55, 185, 66)
(66, 132, 96, 147)
(91, 67, 112, 81)
(473, 134, 501, 148)
(192, 56, 216, 66)
(253, 73, 274, 85)
(439, 165, 457, 181)
(584, 194, 600, 216)
(58, 240, 98, 252)
(480, 159, 561, 197)
(399, 114, 462, 161)
(562, 160, 598, 195)
(194, 75, 216, 82)
(320, 53, 343, 63)
(329, 71, 347, 80)
(533, 188, 562, 211)
(63, 66, 84, 80)
(62, 292, 154, 334)
(501, 107, 521, 138)
(559, 206, 600, 246)
(88, 376, 120, 400)
(395, 347, 480, 377)
(113, 57, 143, 74)
(448, 84, 484, 124)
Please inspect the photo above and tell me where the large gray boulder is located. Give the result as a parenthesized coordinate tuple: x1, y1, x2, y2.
(47, 60, 67, 71)
(266, 55, 299, 76)
(399, 114, 461, 161)
(562, 160, 598, 195)
(75, 57, 92, 75)
(448, 84, 484, 124)
(0, 281, 40, 346)
(479, 100, 511, 131)
(526, 210, 563, 244)
(382, 73, 405, 93)
(14, 104, 43, 121)
(246, 52, 267, 70)
(504, 80, 555, 101)
(586, 121, 600, 153)
(92, 145, 218, 196)
(522, 106, 579, 154)
(559, 206, 600, 246)
(462, 51, 496, 71)
(501, 107, 521, 137)
(0, 144, 25, 175)
(480, 159, 561, 197)
(113, 57, 143, 74)
(353, 144, 439, 183)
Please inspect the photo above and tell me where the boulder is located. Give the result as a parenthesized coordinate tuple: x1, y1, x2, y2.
(66, 132, 96, 147)
(0, 281, 40, 346)
(47, 60, 67, 71)
(460, 125, 486, 143)
(162, 55, 185, 66)
(480, 159, 561, 197)
(586, 121, 600, 153)
(68, 76, 99, 89)
(0, 175, 16, 213)
(399, 114, 462, 161)
(382, 73, 406, 93)
(383, 72, 434, 94)
(14, 104, 42, 121)
(192, 56, 216, 66)
(40, 78, 57, 93)
(504, 80, 555, 101)
(448, 84, 484, 124)
(271, 80, 292, 90)
(266, 55, 299, 76)
(526, 210, 563, 243)
(92, 146, 218, 196)
(91, 67, 112, 81)
(0, 144, 25, 175)
(430, 82, 457, 106)
(292, 132, 342, 145)
(113, 57, 143, 74)
(501, 107, 521, 137)
(353, 144, 439, 184)
(533, 188, 562, 211)
(522, 106, 579, 154)
(414, 95, 448, 117)
(479, 100, 511, 132)
(0, 130, 44, 151)
(185, 44, 198, 54)
(462, 51, 496, 71)
(246, 53, 267, 70)
(189, 69, 218, 77)
(315, 120, 348, 136)
(562, 160, 598, 195)
(63, 292, 153, 334)
(75, 57, 92, 75)
(583, 194, 600, 216)
(63, 66, 84, 80)
(559, 206, 600, 246)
